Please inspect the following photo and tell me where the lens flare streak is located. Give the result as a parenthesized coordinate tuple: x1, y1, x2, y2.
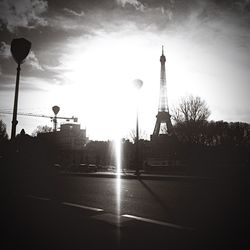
(115, 137, 122, 228)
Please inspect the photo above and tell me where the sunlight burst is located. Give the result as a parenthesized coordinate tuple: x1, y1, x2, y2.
(50, 32, 202, 140)
(115, 136, 121, 220)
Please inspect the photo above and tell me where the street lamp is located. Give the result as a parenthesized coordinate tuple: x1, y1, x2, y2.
(10, 38, 31, 140)
(133, 79, 143, 176)
(52, 105, 60, 132)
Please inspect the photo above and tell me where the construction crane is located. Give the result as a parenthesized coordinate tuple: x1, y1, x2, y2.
(0, 106, 78, 132)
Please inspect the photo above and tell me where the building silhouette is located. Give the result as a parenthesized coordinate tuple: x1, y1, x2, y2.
(38, 123, 87, 151)
(37, 122, 88, 167)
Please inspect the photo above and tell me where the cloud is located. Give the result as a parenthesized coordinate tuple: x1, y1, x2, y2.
(0, 41, 43, 70)
(209, 0, 250, 12)
(0, 42, 45, 84)
(27, 51, 44, 71)
(0, 0, 48, 32)
(46, 15, 87, 31)
(63, 8, 85, 17)
(0, 41, 11, 59)
(116, 0, 146, 11)
(235, 0, 250, 11)
(0, 74, 50, 92)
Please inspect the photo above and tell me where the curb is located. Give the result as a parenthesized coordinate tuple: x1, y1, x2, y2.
(60, 172, 213, 182)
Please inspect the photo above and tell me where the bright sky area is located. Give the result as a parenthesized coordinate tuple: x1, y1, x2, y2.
(0, 0, 249, 140)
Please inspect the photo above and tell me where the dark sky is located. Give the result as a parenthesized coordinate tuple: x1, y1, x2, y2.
(0, 0, 250, 139)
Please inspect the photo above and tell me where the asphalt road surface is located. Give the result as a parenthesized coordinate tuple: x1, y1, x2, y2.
(3, 172, 250, 249)
(23, 175, 219, 227)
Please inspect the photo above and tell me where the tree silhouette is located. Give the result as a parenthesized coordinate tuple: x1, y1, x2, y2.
(128, 129, 148, 143)
(172, 95, 211, 144)
(0, 120, 8, 142)
(172, 95, 210, 123)
(32, 125, 52, 136)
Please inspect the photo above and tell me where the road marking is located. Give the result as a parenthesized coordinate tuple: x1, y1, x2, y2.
(61, 202, 104, 212)
(25, 194, 51, 201)
(122, 214, 195, 231)
(92, 213, 132, 228)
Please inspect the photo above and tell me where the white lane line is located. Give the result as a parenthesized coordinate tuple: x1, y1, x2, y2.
(25, 194, 51, 201)
(61, 202, 104, 212)
(122, 214, 195, 231)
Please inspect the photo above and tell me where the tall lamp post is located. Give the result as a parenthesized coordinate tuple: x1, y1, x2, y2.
(52, 105, 60, 132)
(10, 38, 31, 140)
(133, 79, 143, 176)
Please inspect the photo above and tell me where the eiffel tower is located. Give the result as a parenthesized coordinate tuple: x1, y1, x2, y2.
(151, 46, 173, 139)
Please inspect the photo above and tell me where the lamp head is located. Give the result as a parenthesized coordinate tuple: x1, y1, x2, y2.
(11, 38, 31, 65)
(52, 105, 60, 115)
(133, 79, 143, 90)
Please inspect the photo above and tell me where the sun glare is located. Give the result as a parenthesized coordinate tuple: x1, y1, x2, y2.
(115, 136, 121, 217)
(48, 32, 202, 140)
(58, 35, 153, 140)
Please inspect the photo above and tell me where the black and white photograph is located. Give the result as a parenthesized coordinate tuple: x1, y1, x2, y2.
(1, 0, 250, 249)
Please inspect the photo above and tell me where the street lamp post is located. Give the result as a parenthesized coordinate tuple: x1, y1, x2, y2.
(10, 38, 31, 140)
(133, 79, 143, 177)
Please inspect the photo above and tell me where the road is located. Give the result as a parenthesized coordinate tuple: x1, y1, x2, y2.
(24, 175, 218, 227)
(3, 172, 250, 249)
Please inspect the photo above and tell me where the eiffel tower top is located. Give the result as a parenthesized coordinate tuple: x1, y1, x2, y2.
(160, 45, 166, 63)
(159, 45, 168, 112)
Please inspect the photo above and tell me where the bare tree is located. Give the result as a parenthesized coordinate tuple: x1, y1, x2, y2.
(172, 95, 211, 123)
(32, 125, 52, 137)
(171, 95, 211, 144)
(128, 129, 148, 143)
(0, 120, 8, 142)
